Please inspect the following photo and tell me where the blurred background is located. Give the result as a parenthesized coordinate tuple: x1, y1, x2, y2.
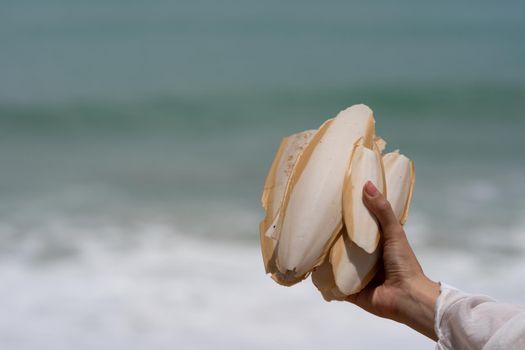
(1, 0, 525, 349)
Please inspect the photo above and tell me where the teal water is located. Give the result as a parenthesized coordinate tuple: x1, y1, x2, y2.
(1, 1, 525, 349)
(2, 0, 525, 101)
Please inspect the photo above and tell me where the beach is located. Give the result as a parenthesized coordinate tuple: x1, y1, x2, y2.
(1, 0, 525, 349)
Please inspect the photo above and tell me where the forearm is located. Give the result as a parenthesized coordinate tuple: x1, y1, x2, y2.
(394, 276, 440, 341)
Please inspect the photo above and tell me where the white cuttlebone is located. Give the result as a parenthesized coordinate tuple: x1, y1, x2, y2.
(259, 130, 316, 274)
(375, 136, 387, 153)
(383, 151, 415, 224)
(313, 148, 416, 299)
(343, 140, 385, 253)
(275, 105, 376, 282)
(329, 230, 382, 296)
(261, 130, 317, 240)
(265, 118, 334, 243)
(310, 251, 347, 302)
(325, 139, 385, 295)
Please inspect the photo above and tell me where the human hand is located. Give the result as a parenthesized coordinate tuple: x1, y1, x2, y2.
(346, 181, 440, 341)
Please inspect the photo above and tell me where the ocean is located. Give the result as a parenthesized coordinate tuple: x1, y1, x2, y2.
(1, 0, 525, 349)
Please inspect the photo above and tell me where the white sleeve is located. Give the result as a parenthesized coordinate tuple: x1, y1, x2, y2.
(435, 283, 525, 350)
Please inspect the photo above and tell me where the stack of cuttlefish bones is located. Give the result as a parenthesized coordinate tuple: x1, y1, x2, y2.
(259, 104, 415, 301)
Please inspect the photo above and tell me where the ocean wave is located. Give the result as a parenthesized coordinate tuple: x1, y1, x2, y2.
(0, 221, 433, 350)
(1, 83, 524, 128)
(2, 214, 525, 350)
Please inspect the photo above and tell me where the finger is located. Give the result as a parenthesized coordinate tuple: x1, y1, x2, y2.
(363, 181, 405, 241)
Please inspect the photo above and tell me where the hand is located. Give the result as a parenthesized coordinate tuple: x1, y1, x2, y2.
(346, 181, 440, 341)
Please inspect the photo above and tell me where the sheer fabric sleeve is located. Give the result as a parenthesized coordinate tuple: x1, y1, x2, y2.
(435, 283, 525, 350)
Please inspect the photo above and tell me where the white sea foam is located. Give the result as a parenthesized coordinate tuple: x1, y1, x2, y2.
(1, 213, 525, 350)
(0, 218, 431, 350)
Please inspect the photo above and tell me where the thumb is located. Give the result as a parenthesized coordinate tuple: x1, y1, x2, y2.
(363, 181, 404, 242)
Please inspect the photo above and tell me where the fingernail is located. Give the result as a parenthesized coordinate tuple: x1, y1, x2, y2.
(364, 181, 378, 197)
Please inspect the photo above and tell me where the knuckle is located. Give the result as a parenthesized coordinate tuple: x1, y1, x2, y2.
(376, 198, 392, 213)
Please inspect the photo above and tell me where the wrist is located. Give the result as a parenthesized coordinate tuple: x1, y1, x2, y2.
(395, 275, 440, 340)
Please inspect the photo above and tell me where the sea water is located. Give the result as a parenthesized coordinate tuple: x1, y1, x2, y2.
(1, 0, 525, 349)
